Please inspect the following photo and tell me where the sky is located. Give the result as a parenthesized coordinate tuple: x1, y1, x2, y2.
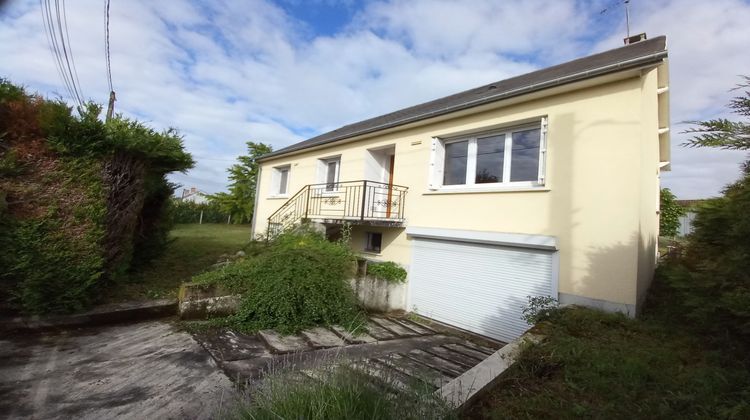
(1, 0, 748, 199)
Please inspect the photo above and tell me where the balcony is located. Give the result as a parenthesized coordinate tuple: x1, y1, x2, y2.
(268, 180, 408, 234)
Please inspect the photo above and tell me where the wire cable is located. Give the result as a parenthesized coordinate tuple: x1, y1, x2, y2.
(53, 0, 84, 106)
(39, 0, 84, 108)
(61, 0, 85, 105)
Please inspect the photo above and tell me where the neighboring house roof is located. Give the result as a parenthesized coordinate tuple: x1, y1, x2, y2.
(260, 36, 667, 162)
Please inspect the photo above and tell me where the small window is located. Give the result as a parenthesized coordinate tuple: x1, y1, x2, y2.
(319, 157, 340, 191)
(365, 232, 382, 253)
(272, 165, 290, 195)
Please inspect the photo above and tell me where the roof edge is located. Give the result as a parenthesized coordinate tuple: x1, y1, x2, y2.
(259, 41, 667, 162)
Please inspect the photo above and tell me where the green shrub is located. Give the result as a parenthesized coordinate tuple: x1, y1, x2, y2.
(658, 161, 750, 342)
(195, 230, 364, 334)
(366, 260, 407, 283)
(659, 188, 685, 237)
(233, 363, 455, 420)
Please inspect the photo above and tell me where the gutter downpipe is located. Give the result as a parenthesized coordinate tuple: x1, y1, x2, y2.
(250, 166, 262, 239)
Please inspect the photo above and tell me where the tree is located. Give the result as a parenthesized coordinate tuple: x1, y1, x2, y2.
(211, 141, 272, 224)
(659, 188, 684, 237)
(683, 76, 750, 150)
(667, 76, 750, 341)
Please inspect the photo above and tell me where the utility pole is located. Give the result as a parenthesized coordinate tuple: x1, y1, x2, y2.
(105, 90, 116, 121)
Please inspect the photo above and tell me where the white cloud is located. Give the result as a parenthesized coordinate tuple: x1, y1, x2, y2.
(1, 0, 748, 197)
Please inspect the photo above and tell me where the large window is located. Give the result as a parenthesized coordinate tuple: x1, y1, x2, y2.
(433, 119, 547, 189)
(272, 165, 290, 196)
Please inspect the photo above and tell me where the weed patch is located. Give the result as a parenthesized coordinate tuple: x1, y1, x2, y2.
(464, 306, 750, 419)
(231, 362, 455, 420)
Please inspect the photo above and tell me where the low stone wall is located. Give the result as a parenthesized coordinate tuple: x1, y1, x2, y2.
(178, 283, 241, 320)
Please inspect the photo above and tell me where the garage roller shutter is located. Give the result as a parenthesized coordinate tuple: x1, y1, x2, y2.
(409, 237, 555, 342)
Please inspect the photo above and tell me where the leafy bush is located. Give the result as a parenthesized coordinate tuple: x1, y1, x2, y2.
(233, 362, 455, 420)
(366, 261, 407, 283)
(195, 230, 363, 334)
(659, 188, 685, 237)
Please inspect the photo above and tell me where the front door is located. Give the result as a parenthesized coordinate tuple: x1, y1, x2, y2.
(385, 155, 395, 218)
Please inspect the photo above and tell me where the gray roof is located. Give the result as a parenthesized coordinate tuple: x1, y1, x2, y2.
(260, 36, 667, 161)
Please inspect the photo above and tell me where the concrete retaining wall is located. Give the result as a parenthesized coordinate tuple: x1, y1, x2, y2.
(350, 276, 407, 312)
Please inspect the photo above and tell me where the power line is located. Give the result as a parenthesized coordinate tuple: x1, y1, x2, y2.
(39, 0, 84, 108)
(61, 0, 85, 105)
(53, 0, 84, 106)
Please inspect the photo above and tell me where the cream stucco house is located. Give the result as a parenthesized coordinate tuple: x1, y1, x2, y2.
(251, 35, 670, 342)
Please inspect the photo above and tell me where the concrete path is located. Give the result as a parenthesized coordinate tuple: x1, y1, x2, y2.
(0, 321, 237, 420)
(194, 316, 504, 392)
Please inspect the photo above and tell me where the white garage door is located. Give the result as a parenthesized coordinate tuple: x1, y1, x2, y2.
(409, 236, 556, 343)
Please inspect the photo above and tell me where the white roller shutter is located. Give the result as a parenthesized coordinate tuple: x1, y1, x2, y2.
(409, 236, 555, 343)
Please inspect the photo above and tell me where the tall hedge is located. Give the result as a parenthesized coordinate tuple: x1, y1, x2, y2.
(171, 199, 230, 224)
(0, 79, 193, 314)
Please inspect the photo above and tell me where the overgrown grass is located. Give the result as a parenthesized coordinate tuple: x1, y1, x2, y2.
(463, 291, 750, 419)
(230, 363, 455, 420)
(102, 223, 251, 302)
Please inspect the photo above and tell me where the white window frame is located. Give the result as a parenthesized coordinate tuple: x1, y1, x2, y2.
(317, 156, 341, 193)
(429, 117, 547, 191)
(271, 165, 291, 197)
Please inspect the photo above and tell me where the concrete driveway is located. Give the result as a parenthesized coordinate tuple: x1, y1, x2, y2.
(0, 321, 237, 420)
(0, 315, 504, 419)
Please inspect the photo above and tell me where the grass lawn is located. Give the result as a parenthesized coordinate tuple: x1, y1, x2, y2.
(103, 223, 252, 302)
(463, 278, 750, 419)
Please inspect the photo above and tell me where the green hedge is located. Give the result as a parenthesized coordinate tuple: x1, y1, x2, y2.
(0, 79, 193, 314)
(171, 199, 230, 224)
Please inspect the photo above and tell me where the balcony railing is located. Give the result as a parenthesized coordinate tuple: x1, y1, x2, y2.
(267, 180, 408, 235)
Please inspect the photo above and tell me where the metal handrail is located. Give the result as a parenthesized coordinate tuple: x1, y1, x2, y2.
(267, 180, 408, 237)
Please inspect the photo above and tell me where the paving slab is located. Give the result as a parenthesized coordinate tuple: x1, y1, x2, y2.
(301, 327, 346, 348)
(405, 349, 466, 377)
(391, 318, 435, 335)
(424, 345, 485, 368)
(199, 329, 271, 361)
(443, 343, 495, 361)
(375, 353, 451, 389)
(365, 321, 397, 340)
(370, 317, 419, 337)
(330, 325, 377, 344)
(258, 330, 310, 354)
(0, 320, 238, 419)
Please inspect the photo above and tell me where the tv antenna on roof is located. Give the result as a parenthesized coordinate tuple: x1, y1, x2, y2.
(625, 0, 631, 38)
